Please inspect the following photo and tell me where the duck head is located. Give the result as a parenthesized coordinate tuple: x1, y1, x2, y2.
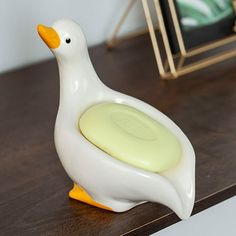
(37, 18, 101, 100)
(37, 19, 87, 63)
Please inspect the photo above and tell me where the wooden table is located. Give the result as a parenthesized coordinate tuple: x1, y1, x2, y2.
(0, 34, 235, 236)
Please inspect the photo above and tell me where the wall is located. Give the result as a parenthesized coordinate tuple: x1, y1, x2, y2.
(0, 0, 156, 73)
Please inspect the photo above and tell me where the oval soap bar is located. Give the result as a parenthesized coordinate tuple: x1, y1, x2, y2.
(79, 103, 181, 172)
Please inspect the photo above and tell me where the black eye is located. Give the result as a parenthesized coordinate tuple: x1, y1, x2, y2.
(65, 38, 71, 44)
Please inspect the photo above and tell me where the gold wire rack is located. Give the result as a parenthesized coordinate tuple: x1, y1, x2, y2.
(107, 0, 236, 79)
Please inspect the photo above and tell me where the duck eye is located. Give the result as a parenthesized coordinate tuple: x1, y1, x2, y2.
(65, 38, 71, 44)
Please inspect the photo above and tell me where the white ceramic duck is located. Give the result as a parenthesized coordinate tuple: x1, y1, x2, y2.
(37, 18, 195, 219)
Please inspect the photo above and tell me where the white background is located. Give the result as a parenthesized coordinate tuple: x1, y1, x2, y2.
(152, 196, 236, 236)
(0, 0, 157, 73)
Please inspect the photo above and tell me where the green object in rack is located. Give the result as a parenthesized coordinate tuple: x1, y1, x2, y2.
(176, 0, 234, 31)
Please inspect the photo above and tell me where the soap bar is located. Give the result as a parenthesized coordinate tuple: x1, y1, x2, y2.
(79, 103, 181, 172)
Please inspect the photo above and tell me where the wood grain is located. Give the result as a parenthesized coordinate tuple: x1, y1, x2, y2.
(0, 33, 235, 235)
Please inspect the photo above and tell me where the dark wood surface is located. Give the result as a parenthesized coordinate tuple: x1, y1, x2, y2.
(0, 33, 236, 236)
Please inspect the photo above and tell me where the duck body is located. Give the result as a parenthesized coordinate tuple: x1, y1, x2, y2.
(38, 19, 195, 219)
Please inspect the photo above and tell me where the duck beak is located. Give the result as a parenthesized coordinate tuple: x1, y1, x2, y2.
(37, 24, 60, 49)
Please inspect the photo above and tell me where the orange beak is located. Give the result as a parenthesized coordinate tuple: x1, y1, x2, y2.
(37, 24, 60, 49)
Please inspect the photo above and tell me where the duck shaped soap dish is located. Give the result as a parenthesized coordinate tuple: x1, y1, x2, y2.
(37, 18, 195, 219)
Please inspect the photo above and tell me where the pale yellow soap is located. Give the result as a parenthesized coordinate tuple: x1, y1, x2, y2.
(79, 103, 181, 172)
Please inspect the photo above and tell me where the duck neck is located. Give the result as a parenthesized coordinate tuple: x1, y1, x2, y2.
(56, 50, 103, 107)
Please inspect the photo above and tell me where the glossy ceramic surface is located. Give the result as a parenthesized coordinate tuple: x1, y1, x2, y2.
(37, 18, 195, 219)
